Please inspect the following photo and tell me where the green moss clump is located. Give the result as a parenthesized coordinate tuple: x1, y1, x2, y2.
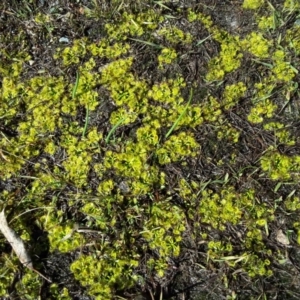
(271, 49, 297, 82)
(70, 248, 139, 299)
(156, 132, 199, 164)
(54, 38, 88, 66)
(0, 254, 17, 297)
(88, 40, 130, 59)
(157, 26, 193, 45)
(284, 196, 300, 211)
(157, 47, 178, 68)
(222, 82, 247, 110)
(260, 148, 300, 181)
(217, 121, 240, 143)
(241, 32, 271, 58)
(141, 201, 185, 276)
(60, 128, 102, 187)
(105, 10, 162, 41)
(40, 210, 84, 253)
(242, 0, 264, 10)
(207, 240, 233, 260)
(263, 122, 295, 145)
(284, 0, 300, 10)
(15, 272, 40, 299)
(49, 284, 71, 300)
(198, 187, 243, 231)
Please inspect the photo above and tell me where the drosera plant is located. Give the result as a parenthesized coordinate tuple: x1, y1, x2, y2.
(207, 240, 233, 261)
(69, 198, 142, 300)
(157, 47, 178, 69)
(284, 0, 300, 10)
(187, 10, 244, 82)
(49, 284, 71, 300)
(197, 187, 243, 231)
(145, 76, 205, 131)
(104, 10, 163, 41)
(242, 0, 265, 10)
(70, 250, 139, 300)
(247, 98, 278, 124)
(271, 49, 298, 82)
(15, 271, 41, 299)
(156, 25, 193, 45)
(263, 121, 296, 146)
(99, 57, 149, 113)
(205, 35, 243, 81)
(241, 32, 272, 59)
(54, 38, 88, 66)
(247, 76, 278, 124)
(221, 82, 247, 111)
(257, 0, 300, 32)
(102, 138, 163, 196)
(260, 147, 300, 181)
(183, 181, 277, 278)
(140, 200, 186, 277)
(156, 131, 199, 165)
(39, 209, 84, 253)
(0, 254, 18, 297)
(284, 20, 300, 55)
(244, 13, 299, 125)
(216, 118, 241, 144)
(88, 40, 131, 59)
(60, 127, 102, 187)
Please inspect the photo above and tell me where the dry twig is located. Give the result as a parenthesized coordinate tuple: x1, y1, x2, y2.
(0, 210, 51, 282)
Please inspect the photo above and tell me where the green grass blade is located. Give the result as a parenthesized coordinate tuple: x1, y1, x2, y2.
(105, 117, 126, 144)
(72, 71, 80, 99)
(129, 38, 163, 49)
(196, 35, 212, 46)
(153, 1, 172, 10)
(82, 104, 90, 139)
(251, 59, 273, 68)
(165, 88, 193, 139)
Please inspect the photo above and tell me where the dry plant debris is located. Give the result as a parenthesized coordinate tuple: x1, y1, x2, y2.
(0, 210, 51, 282)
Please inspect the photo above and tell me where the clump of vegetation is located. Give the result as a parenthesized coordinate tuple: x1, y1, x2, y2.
(260, 147, 300, 180)
(242, 0, 264, 10)
(70, 248, 139, 299)
(241, 32, 271, 58)
(1, 0, 300, 298)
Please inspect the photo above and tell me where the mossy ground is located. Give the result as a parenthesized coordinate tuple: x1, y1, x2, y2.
(1, 0, 300, 299)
